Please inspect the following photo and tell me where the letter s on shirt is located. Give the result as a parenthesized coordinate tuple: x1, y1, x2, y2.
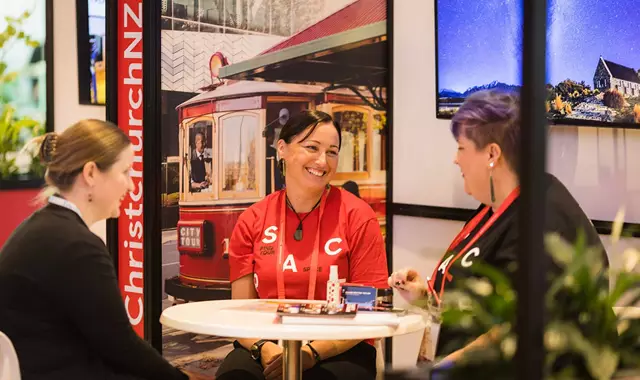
(262, 226, 277, 244)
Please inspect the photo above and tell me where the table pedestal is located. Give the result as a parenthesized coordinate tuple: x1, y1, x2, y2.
(282, 340, 302, 380)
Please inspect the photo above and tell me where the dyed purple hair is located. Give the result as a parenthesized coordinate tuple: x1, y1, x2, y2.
(451, 90, 521, 170)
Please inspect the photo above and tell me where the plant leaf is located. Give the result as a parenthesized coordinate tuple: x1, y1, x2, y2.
(545, 233, 575, 268)
(611, 207, 626, 244)
(547, 322, 618, 380)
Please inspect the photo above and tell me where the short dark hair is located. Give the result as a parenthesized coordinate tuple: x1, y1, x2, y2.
(278, 110, 341, 149)
(451, 90, 521, 170)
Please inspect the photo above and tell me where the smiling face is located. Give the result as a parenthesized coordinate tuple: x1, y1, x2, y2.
(454, 134, 494, 204)
(89, 145, 135, 219)
(277, 121, 340, 193)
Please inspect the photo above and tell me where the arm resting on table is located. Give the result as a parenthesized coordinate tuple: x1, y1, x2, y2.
(232, 274, 265, 350)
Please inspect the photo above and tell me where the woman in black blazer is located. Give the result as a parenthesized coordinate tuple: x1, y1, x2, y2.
(388, 90, 607, 363)
(0, 120, 210, 380)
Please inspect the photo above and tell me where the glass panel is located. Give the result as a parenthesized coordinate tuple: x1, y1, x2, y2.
(221, 114, 258, 193)
(173, 0, 198, 22)
(270, 0, 291, 36)
(188, 120, 214, 193)
(200, 0, 224, 26)
(334, 110, 368, 173)
(161, 17, 173, 30)
(162, 161, 180, 206)
(246, 0, 270, 34)
(161, 0, 173, 17)
(224, 0, 247, 30)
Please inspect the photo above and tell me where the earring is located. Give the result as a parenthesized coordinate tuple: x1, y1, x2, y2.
(489, 162, 496, 204)
(88, 193, 93, 203)
(281, 159, 286, 177)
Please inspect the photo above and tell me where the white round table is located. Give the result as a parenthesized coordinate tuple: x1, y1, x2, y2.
(160, 299, 426, 380)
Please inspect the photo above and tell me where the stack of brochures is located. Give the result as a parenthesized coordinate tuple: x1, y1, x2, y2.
(276, 303, 402, 327)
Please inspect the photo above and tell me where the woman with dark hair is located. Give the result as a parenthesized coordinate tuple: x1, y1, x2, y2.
(216, 110, 389, 380)
(388, 90, 607, 362)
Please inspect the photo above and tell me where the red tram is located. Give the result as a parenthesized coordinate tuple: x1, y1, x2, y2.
(165, 80, 387, 301)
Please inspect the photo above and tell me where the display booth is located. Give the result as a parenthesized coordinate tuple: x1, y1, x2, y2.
(105, 0, 637, 377)
(105, 0, 393, 361)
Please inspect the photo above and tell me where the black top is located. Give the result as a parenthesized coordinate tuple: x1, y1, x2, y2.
(434, 173, 607, 356)
(0, 204, 187, 380)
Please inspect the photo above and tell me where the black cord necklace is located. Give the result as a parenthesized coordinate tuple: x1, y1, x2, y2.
(286, 195, 322, 241)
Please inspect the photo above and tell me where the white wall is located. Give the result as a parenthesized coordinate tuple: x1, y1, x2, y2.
(53, 0, 107, 241)
(391, 0, 640, 368)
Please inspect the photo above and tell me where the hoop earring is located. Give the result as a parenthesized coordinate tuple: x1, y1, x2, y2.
(489, 162, 495, 204)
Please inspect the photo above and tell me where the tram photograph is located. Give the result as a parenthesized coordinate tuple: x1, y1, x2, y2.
(160, 0, 388, 304)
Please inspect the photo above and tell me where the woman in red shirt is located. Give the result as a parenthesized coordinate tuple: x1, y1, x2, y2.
(216, 110, 389, 380)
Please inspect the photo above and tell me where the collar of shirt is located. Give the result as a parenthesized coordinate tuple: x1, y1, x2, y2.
(48, 195, 83, 220)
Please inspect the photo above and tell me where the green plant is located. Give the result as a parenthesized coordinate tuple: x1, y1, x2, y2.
(411, 209, 640, 379)
(603, 90, 625, 110)
(0, 9, 44, 180)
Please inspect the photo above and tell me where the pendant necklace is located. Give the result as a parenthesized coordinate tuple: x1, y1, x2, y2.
(286, 195, 322, 241)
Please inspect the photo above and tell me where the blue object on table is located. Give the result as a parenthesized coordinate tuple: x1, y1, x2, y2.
(430, 360, 453, 380)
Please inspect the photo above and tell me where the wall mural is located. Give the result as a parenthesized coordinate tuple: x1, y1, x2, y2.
(159, 0, 388, 375)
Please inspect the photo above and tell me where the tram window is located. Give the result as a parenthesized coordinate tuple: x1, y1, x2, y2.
(220, 114, 258, 195)
(200, 0, 224, 26)
(188, 121, 214, 193)
(334, 110, 369, 173)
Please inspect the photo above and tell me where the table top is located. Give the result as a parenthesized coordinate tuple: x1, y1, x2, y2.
(160, 299, 426, 341)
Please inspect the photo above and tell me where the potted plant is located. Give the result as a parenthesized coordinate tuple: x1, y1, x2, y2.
(0, 9, 46, 189)
(387, 209, 640, 379)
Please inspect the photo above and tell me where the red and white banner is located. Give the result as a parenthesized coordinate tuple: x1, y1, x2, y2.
(117, 0, 144, 338)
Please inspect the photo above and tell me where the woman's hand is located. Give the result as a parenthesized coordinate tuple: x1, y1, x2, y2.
(261, 342, 284, 380)
(388, 267, 426, 302)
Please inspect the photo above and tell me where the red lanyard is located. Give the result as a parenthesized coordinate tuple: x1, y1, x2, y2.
(428, 187, 520, 302)
(276, 187, 330, 300)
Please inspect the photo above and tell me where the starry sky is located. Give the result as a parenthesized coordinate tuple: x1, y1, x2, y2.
(437, 0, 640, 93)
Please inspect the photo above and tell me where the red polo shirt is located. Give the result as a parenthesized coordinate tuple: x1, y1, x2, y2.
(229, 187, 388, 300)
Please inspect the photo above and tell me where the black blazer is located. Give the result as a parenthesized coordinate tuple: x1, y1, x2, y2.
(435, 173, 608, 356)
(0, 204, 187, 380)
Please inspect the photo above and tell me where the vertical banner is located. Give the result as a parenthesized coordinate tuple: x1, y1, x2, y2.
(117, 0, 144, 338)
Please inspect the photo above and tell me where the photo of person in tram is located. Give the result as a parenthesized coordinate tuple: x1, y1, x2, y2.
(216, 110, 389, 380)
(190, 129, 213, 192)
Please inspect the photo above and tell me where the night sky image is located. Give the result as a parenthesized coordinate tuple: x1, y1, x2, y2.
(437, 0, 640, 124)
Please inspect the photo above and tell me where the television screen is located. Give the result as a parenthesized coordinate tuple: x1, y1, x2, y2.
(77, 0, 105, 105)
(436, 0, 640, 127)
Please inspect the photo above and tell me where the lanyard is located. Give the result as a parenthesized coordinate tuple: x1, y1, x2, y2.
(48, 195, 83, 219)
(276, 187, 330, 300)
(428, 187, 520, 303)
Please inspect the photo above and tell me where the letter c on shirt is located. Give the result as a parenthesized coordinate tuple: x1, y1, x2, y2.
(461, 247, 480, 268)
(324, 238, 342, 256)
(262, 226, 277, 244)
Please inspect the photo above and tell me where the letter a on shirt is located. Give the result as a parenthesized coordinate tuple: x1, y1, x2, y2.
(282, 254, 298, 272)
